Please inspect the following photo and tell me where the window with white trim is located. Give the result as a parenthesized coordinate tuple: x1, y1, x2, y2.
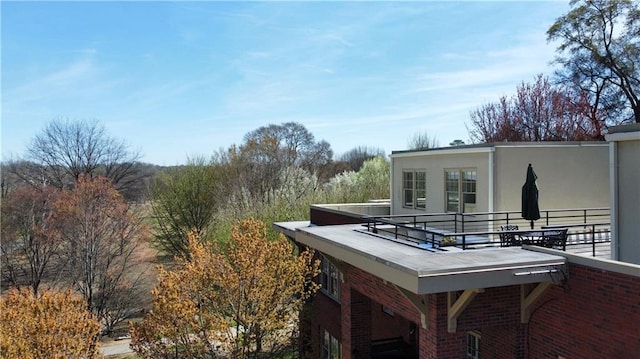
(320, 255, 340, 301)
(322, 329, 342, 359)
(467, 331, 480, 359)
(445, 169, 477, 212)
(403, 170, 427, 209)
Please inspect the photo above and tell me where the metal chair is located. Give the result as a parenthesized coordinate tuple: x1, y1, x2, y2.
(542, 228, 569, 250)
(499, 224, 519, 247)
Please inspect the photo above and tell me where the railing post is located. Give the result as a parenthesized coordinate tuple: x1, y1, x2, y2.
(584, 209, 587, 225)
(592, 224, 596, 257)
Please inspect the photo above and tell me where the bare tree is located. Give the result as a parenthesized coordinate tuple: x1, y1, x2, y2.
(53, 175, 150, 332)
(407, 131, 440, 150)
(468, 75, 605, 143)
(225, 122, 333, 206)
(12, 119, 143, 198)
(1, 185, 63, 295)
(548, 0, 640, 123)
(338, 146, 386, 171)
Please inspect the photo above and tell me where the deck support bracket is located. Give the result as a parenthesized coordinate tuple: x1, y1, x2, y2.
(521, 282, 554, 323)
(447, 288, 484, 333)
(394, 285, 429, 330)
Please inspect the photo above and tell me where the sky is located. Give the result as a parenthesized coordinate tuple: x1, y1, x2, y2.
(1, 1, 571, 166)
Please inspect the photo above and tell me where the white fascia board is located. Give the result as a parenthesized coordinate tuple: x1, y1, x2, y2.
(606, 131, 640, 142)
(391, 147, 494, 159)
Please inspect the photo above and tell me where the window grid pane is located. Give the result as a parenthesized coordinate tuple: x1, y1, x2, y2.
(331, 336, 340, 359)
(415, 171, 426, 209)
(462, 170, 477, 212)
(466, 332, 480, 359)
(403, 171, 414, 208)
(320, 256, 340, 301)
(323, 330, 330, 359)
(446, 169, 476, 213)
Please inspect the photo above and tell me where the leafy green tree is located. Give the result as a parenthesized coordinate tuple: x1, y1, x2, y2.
(323, 156, 390, 203)
(548, 0, 640, 123)
(338, 146, 386, 171)
(353, 156, 390, 202)
(150, 157, 228, 258)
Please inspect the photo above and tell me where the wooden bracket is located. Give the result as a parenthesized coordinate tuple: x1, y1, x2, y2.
(521, 282, 554, 323)
(394, 285, 429, 329)
(447, 288, 484, 333)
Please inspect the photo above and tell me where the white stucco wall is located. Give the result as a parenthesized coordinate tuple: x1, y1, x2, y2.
(390, 147, 492, 215)
(493, 143, 610, 212)
(606, 125, 640, 265)
(390, 142, 610, 216)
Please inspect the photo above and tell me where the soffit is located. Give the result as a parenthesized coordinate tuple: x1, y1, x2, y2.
(293, 223, 566, 295)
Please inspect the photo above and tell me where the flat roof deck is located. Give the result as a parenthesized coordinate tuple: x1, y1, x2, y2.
(274, 222, 567, 295)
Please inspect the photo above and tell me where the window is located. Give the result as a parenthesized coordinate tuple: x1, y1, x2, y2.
(322, 329, 342, 359)
(445, 169, 476, 212)
(320, 255, 340, 301)
(403, 170, 427, 209)
(467, 332, 480, 359)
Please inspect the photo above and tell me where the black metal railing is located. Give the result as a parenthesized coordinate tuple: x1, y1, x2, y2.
(361, 207, 611, 256)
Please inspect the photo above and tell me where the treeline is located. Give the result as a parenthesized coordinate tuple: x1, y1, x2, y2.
(0, 118, 389, 358)
(150, 122, 390, 258)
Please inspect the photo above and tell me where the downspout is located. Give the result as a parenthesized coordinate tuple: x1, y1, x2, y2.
(390, 155, 395, 215)
(609, 141, 619, 260)
(488, 148, 495, 232)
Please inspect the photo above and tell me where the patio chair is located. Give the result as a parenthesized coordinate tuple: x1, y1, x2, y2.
(542, 228, 569, 250)
(499, 224, 519, 247)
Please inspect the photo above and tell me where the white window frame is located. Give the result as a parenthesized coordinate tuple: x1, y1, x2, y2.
(320, 255, 340, 301)
(322, 329, 342, 359)
(402, 170, 427, 209)
(466, 331, 480, 359)
(445, 168, 477, 213)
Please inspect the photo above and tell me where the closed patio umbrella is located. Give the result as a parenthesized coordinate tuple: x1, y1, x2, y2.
(522, 163, 540, 229)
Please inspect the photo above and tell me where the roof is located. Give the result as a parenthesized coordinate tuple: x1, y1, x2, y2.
(390, 141, 608, 158)
(274, 222, 567, 295)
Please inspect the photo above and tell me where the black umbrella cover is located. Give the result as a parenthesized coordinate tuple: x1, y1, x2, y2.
(522, 163, 540, 221)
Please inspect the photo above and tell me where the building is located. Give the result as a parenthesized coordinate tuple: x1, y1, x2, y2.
(606, 123, 640, 264)
(275, 136, 639, 359)
(390, 142, 609, 216)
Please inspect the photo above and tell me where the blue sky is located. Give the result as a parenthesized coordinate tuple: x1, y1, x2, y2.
(2, 1, 569, 166)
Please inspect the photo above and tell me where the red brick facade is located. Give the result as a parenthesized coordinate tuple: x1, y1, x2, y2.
(303, 256, 639, 359)
(527, 263, 640, 358)
(300, 206, 640, 358)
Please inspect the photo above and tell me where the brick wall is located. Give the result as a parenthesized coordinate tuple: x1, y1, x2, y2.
(429, 287, 525, 359)
(297, 209, 640, 359)
(310, 207, 363, 226)
(305, 256, 639, 359)
(527, 263, 640, 359)
(350, 290, 372, 358)
(340, 262, 528, 359)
